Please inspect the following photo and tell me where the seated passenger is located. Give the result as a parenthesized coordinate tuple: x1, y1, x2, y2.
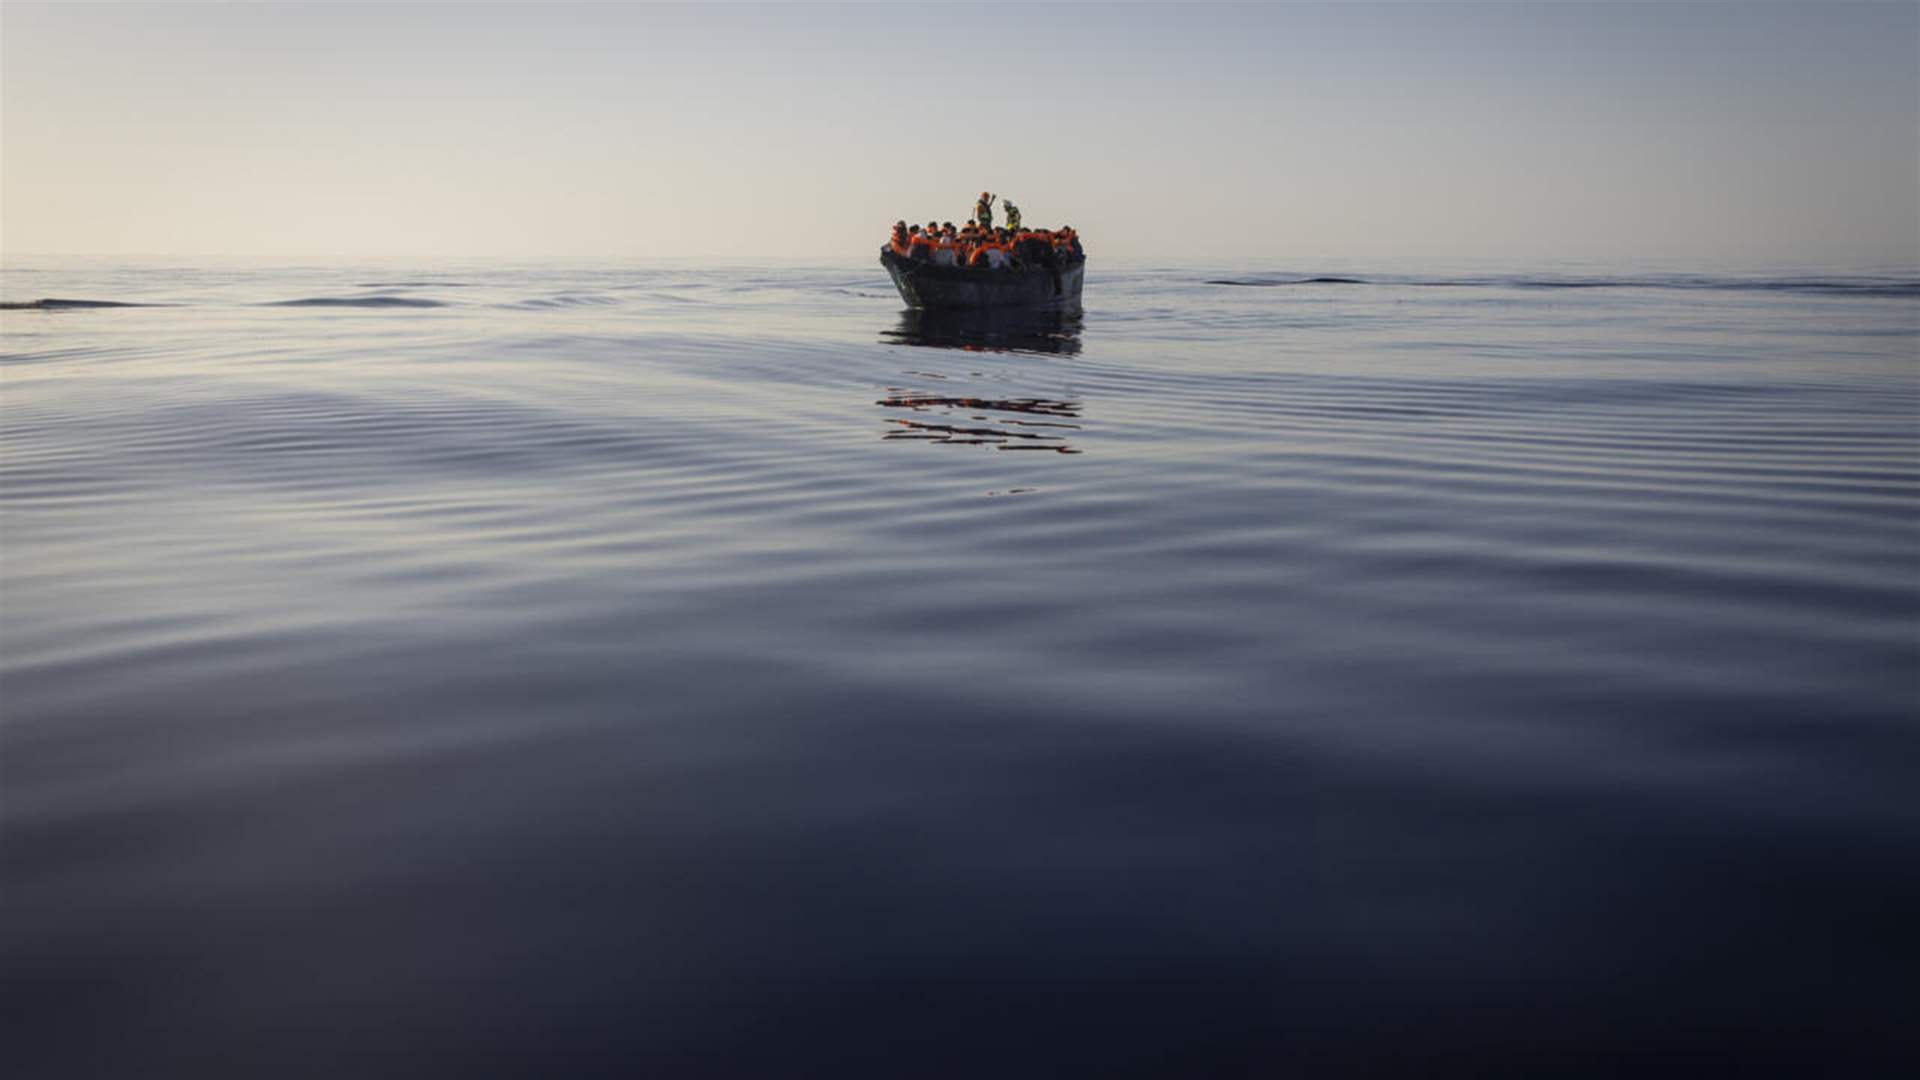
(1018, 230, 1051, 265)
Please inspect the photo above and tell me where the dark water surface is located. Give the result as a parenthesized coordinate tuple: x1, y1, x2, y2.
(4, 257, 1917, 1076)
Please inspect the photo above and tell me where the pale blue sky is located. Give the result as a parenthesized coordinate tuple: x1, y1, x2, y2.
(4, 1, 1915, 260)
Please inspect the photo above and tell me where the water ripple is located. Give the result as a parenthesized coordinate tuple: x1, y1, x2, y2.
(3, 257, 1916, 1075)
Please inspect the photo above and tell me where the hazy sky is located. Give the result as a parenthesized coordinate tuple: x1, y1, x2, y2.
(4, 1, 1916, 260)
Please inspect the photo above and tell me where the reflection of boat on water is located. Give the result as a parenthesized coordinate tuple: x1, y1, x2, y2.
(881, 247, 1085, 311)
(881, 306, 1082, 356)
(876, 307, 1086, 454)
(876, 390, 1084, 454)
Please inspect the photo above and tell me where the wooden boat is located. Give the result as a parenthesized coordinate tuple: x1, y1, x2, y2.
(880, 247, 1085, 311)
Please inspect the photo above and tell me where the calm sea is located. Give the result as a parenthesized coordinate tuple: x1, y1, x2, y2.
(4, 257, 1917, 1076)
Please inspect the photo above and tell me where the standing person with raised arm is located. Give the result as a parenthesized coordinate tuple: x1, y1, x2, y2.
(974, 191, 995, 229)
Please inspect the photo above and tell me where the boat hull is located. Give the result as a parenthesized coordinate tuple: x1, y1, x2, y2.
(881, 248, 1084, 311)
(883, 306, 1083, 355)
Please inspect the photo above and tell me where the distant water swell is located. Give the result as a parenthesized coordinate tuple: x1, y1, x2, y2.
(12, 273, 1917, 314)
(267, 295, 450, 309)
(355, 281, 477, 289)
(1205, 275, 1920, 297)
(1207, 276, 1369, 286)
(1, 298, 163, 310)
(2, 295, 455, 310)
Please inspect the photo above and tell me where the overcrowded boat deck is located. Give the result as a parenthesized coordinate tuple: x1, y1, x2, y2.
(880, 192, 1086, 310)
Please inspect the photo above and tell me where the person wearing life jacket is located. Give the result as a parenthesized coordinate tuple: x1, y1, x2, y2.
(890, 221, 910, 256)
(1060, 226, 1083, 258)
(907, 225, 933, 261)
(965, 232, 990, 270)
(1002, 201, 1021, 231)
(1016, 229, 1048, 267)
(933, 232, 959, 267)
(975, 192, 995, 229)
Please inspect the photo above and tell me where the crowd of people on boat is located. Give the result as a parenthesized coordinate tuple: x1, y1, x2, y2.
(887, 192, 1083, 270)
